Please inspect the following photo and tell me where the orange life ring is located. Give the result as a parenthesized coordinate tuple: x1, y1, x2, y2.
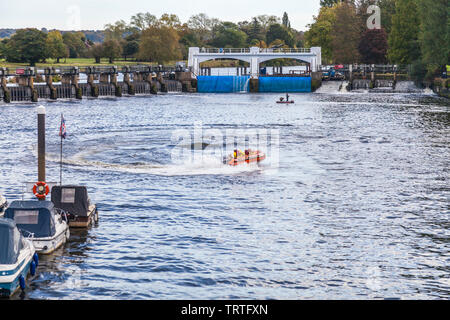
(33, 181, 49, 200)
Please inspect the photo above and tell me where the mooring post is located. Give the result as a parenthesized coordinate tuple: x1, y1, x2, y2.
(37, 105, 46, 194)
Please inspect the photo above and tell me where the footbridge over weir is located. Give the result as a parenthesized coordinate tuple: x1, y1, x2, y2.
(188, 47, 322, 78)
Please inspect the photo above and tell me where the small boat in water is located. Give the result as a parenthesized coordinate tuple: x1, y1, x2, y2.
(0, 195, 7, 217)
(0, 218, 38, 297)
(224, 149, 266, 166)
(276, 100, 294, 104)
(51, 185, 98, 228)
(276, 93, 294, 104)
(4, 201, 70, 254)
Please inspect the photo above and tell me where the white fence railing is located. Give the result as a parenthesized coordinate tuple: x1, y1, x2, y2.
(198, 48, 312, 54)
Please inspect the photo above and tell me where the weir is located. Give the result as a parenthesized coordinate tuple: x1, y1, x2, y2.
(0, 65, 188, 103)
(189, 46, 322, 93)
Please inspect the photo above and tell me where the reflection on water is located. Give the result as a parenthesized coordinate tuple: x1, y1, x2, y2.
(0, 90, 449, 299)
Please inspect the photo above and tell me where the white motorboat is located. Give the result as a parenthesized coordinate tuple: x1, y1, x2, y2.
(0, 218, 38, 297)
(4, 200, 70, 254)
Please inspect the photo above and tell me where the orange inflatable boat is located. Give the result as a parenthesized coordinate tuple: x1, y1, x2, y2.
(224, 149, 266, 166)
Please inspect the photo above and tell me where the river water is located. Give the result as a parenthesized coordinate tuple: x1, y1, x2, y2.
(0, 88, 448, 299)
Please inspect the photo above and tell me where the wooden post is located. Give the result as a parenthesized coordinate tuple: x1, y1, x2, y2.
(37, 106, 46, 195)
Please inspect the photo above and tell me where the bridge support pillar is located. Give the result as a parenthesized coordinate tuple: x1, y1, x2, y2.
(249, 78, 259, 93)
(123, 69, 135, 95)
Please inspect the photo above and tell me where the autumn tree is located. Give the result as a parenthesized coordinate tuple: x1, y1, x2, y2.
(331, 2, 361, 64)
(304, 6, 336, 64)
(359, 28, 388, 64)
(137, 25, 182, 64)
(89, 43, 104, 63)
(102, 39, 122, 63)
(46, 31, 68, 63)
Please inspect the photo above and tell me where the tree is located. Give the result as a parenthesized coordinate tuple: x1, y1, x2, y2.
(304, 6, 336, 63)
(211, 22, 248, 48)
(187, 13, 219, 42)
(5, 28, 48, 65)
(282, 12, 291, 29)
(387, 0, 420, 65)
(46, 31, 68, 63)
(137, 25, 182, 64)
(122, 40, 139, 60)
(130, 12, 157, 31)
(104, 20, 129, 41)
(266, 24, 295, 47)
(331, 2, 361, 64)
(102, 39, 122, 63)
(63, 32, 87, 58)
(159, 14, 182, 29)
(359, 28, 388, 64)
(255, 15, 280, 33)
(378, 0, 396, 34)
(89, 43, 104, 63)
(247, 18, 264, 42)
(0, 39, 6, 59)
(417, 0, 449, 78)
(320, 0, 342, 7)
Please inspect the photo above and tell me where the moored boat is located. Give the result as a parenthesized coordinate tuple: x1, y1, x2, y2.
(0, 218, 38, 297)
(224, 149, 266, 166)
(4, 201, 70, 255)
(51, 185, 98, 228)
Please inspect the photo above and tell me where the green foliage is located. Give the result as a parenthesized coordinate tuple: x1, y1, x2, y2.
(266, 24, 294, 47)
(5, 28, 48, 66)
(122, 40, 139, 60)
(211, 22, 248, 48)
(63, 32, 87, 58)
(320, 0, 341, 7)
(378, 0, 396, 34)
(0, 40, 6, 59)
(46, 31, 68, 62)
(304, 6, 336, 63)
(88, 43, 104, 63)
(282, 12, 291, 29)
(388, 0, 420, 65)
(102, 39, 123, 63)
(417, 0, 449, 79)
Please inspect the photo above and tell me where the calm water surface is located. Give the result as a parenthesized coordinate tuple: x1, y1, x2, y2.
(0, 89, 448, 299)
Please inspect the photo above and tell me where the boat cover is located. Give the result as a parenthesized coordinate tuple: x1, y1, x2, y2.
(4, 201, 56, 238)
(51, 186, 91, 217)
(0, 218, 23, 264)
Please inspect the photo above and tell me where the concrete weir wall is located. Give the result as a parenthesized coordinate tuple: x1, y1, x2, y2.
(197, 75, 312, 93)
(0, 66, 190, 103)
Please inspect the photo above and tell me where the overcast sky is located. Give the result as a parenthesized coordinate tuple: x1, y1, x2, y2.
(0, 0, 321, 31)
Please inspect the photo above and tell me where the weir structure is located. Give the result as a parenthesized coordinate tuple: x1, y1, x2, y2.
(0, 65, 192, 103)
(188, 47, 322, 93)
(188, 47, 322, 77)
